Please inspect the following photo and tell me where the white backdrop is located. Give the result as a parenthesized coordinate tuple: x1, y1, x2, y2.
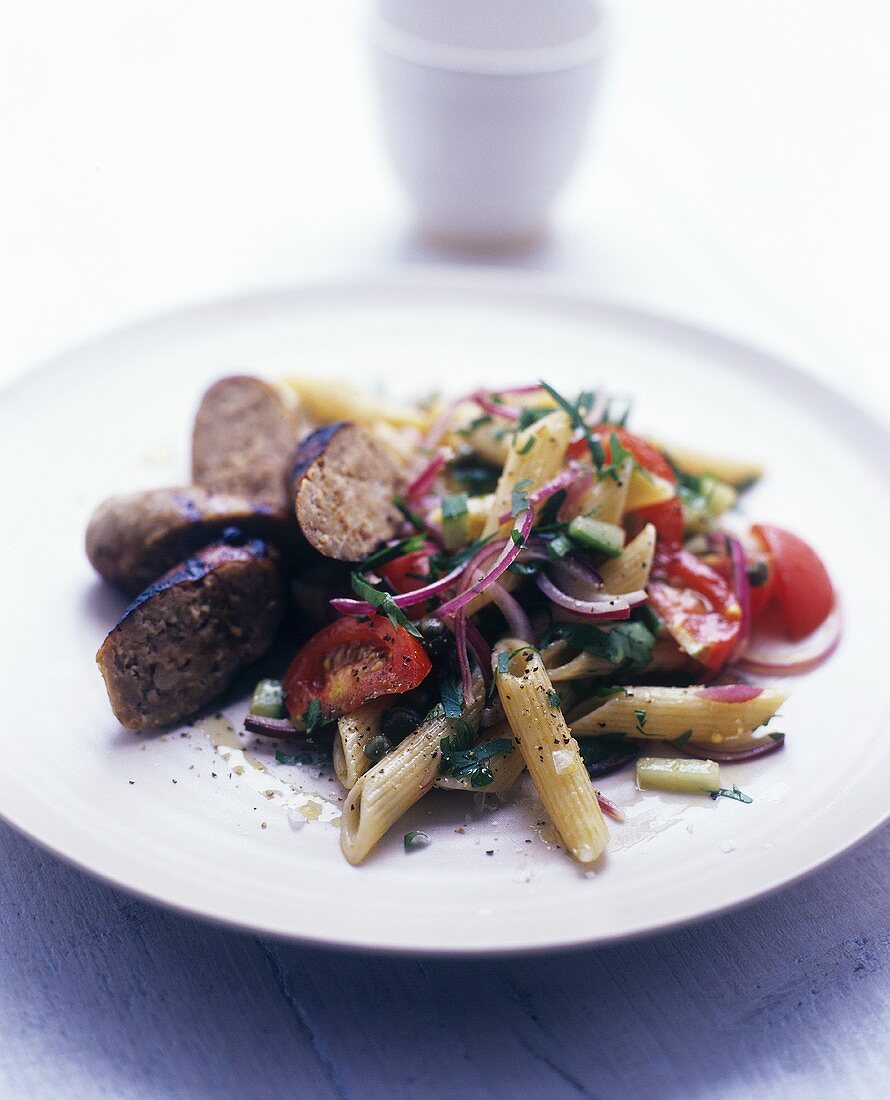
(2, 1, 889, 415)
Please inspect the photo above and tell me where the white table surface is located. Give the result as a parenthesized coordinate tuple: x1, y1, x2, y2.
(1, 3, 888, 1097)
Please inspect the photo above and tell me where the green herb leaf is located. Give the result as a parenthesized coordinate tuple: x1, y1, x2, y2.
(546, 689, 562, 710)
(510, 528, 525, 547)
(516, 434, 536, 456)
(456, 414, 493, 438)
(496, 651, 510, 676)
(440, 737, 514, 784)
(517, 406, 553, 431)
(359, 534, 427, 574)
(440, 674, 464, 718)
(350, 573, 423, 638)
(511, 477, 534, 516)
(768, 732, 786, 743)
(710, 785, 754, 804)
(544, 620, 656, 670)
(634, 708, 648, 733)
(675, 729, 693, 746)
(393, 495, 428, 533)
(538, 380, 604, 472)
(302, 698, 323, 733)
(404, 830, 430, 851)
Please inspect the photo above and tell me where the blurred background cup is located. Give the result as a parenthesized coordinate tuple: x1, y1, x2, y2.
(367, 0, 607, 249)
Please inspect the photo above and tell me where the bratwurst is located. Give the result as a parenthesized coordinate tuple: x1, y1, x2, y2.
(85, 486, 296, 595)
(290, 422, 404, 561)
(97, 539, 285, 729)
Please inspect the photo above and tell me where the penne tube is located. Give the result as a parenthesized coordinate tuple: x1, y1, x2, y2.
(333, 698, 391, 790)
(624, 468, 675, 511)
(283, 377, 432, 431)
(542, 636, 691, 681)
(657, 441, 763, 489)
(562, 458, 632, 525)
(340, 681, 483, 865)
(494, 640, 609, 863)
(434, 723, 527, 794)
(482, 411, 572, 539)
(569, 685, 786, 750)
(597, 523, 656, 594)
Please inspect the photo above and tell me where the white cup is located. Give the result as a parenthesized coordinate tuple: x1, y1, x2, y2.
(367, 0, 606, 248)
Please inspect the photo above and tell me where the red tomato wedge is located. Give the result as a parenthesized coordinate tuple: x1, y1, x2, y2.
(377, 549, 431, 594)
(752, 525, 833, 640)
(648, 549, 742, 671)
(284, 617, 432, 729)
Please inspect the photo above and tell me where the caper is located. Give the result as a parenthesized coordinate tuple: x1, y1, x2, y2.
(746, 560, 769, 587)
(417, 616, 452, 658)
(363, 734, 394, 763)
(380, 705, 423, 742)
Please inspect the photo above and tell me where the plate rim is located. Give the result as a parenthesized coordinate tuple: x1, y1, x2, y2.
(3, 266, 889, 954)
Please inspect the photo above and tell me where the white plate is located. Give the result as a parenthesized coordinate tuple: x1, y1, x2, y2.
(2, 271, 888, 954)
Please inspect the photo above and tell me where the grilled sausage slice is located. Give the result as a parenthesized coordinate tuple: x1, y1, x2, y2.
(290, 422, 404, 561)
(191, 375, 302, 508)
(86, 486, 297, 595)
(97, 540, 285, 729)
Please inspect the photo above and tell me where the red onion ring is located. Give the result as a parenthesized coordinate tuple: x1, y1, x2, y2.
(243, 714, 300, 738)
(472, 390, 522, 420)
(535, 571, 647, 621)
(487, 582, 534, 643)
(497, 465, 585, 524)
(548, 554, 604, 596)
(454, 611, 473, 701)
(677, 736, 785, 763)
(464, 617, 492, 686)
(405, 448, 449, 502)
(737, 597, 842, 676)
(330, 563, 465, 617)
(696, 684, 763, 703)
(596, 791, 625, 821)
(435, 509, 534, 619)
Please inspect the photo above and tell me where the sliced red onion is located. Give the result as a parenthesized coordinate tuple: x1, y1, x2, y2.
(454, 611, 473, 701)
(559, 466, 595, 520)
(696, 684, 764, 704)
(583, 749, 638, 779)
(596, 791, 625, 822)
(422, 397, 461, 452)
(464, 617, 492, 685)
(535, 570, 647, 621)
(677, 736, 785, 763)
(472, 390, 521, 421)
(737, 598, 842, 676)
(243, 714, 300, 738)
(487, 582, 534, 643)
(724, 532, 751, 658)
(330, 563, 465, 617)
(435, 509, 535, 619)
(405, 448, 449, 502)
(548, 554, 604, 596)
(497, 465, 585, 525)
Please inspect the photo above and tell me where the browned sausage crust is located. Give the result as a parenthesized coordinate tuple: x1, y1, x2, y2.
(97, 540, 285, 729)
(291, 422, 404, 561)
(85, 486, 297, 595)
(191, 375, 302, 508)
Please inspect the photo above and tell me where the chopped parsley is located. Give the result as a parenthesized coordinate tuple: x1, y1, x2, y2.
(516, 434, 536, 456)
(546, 689, 562, 710)
(496, 651, 511, 677)
(674, 729, 694, 746)
(439, 737, 514, 788)
(510, 528, 526, 547)
(439, 673, 464, 718)
(634, 708, 648, 731)
(393, 495, 428, 533)
(456, 414, 493, 438)
(302, 698, 323, 733)
(276, 748, 312, 766)
(544, 620, 656, 670)
(404, 830, 430, 851)
(350, 573, 423, 638)
(546, 534, 573, 559)
(710, 785, 754, 804)
(511, 477, 534, 515)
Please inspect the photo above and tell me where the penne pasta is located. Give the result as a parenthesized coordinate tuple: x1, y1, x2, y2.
(340, 683, 483, 865)
(494, 640, 609, 863)
(657, 441, 763, 488)
(542, 636, 691, 681)
(284, 377, 432, 431)
(482, 411, 572, 539)
(333, 698, 391, 789)
(434, 723, 527, 794)
(597, 523, 656, 594)
(569, 685, 787, 750)
(562, 458, 632, 525)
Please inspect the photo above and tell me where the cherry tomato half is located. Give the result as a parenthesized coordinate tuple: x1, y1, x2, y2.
(648, 549, 742, 671)
(752, 524, 833, 640)
(377, 549, 431, 594)
(284, 616, 432, 729)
